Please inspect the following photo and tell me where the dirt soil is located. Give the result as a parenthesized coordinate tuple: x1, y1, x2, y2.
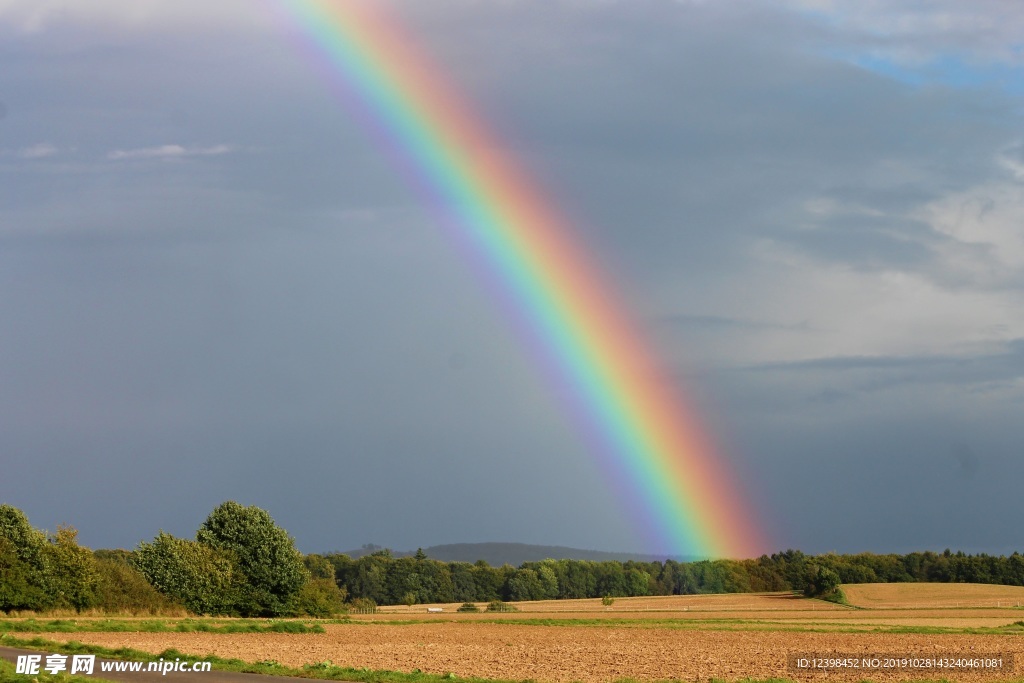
(33, 624, 1024, 683)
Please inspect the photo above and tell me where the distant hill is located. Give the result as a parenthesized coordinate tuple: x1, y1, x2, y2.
(337, 542, 699, 566)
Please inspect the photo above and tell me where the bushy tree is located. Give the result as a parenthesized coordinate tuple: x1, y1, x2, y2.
(506, 568, 548, 601)
(0, 536, 45, 611)
(294, 578, 347, 617)
(196, 501, 308, 616)
(449, 562, 478, 602)
(349, 552, 390, 605)
(0, 505, 46, 569)
(92, 552, 178, 614)
(133, 532, 238, 615)
(42, 526, 98, 610)
(625, 568, 651, 597)
(413, 558, 454, 604)
(303, 553, 336, 581)
(0, 506, 96, 612)
(803, 564, 842, 599)
(535, 562, 559, 600)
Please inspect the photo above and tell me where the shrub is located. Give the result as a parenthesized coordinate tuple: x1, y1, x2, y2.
(601, 595, 615, 607)
(266, 621, 325, 633)
(456, 602, 479, 612)
(486, 600, 517, 612)
(0, 536, 46, 611)
(294, 578, 347, 617)
(0, 507, 97, 612)
(42, 526, 98, 611)
(92, 556, 179, 614)
(803, 564, 844, 603)
(133, 532, 239, 615)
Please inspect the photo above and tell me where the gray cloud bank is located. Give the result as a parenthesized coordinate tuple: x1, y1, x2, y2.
(0, 0, 1021, 556)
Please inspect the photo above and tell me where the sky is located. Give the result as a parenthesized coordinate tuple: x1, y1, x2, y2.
(1, 0, 1022, 558)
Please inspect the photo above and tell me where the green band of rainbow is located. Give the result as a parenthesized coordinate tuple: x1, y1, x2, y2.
(277, 0, 765, 558)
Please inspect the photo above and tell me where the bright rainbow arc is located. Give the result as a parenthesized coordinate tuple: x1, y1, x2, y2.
(279, 0, 764, 558)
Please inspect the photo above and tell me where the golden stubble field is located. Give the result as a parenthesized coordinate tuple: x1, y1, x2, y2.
(27, 585, 1024, 682)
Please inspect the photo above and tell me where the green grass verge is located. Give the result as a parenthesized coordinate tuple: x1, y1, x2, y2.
(0, 657, 118, 683)
(0, 619, 325, 635)
(817, 587, 850, 606)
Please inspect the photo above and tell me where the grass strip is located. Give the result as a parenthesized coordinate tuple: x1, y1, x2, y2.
(0, 656, 118, 683)
(0, 619, 325, 635)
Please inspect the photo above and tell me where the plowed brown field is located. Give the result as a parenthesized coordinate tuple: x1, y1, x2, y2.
(32, 625, 1024, 682)
(25, 589, 1024, 682)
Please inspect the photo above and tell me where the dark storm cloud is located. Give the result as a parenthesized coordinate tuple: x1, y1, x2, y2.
(736, 339, 1024, 401)
(0, 0, 1022, 556)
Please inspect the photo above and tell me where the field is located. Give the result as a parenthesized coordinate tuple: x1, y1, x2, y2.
(11, 585, 1024, 682)
(844, 584, 1024, 610)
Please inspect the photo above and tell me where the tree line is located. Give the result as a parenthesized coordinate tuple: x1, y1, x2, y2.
(321, 546, 1024, 606)
(3, 502, 1024, 616)
(0, 502, 344, 617)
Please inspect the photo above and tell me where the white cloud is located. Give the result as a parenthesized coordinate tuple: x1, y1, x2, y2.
(0, 0, 274, 33)
(998, 143, 1024, 182)
(781, 0, 1024, 65)
(106, 144, 231, 161)
(15, 143, 59, 159)
(914, 180, 1024, 287)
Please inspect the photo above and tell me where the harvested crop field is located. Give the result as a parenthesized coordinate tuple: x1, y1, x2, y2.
(19, 588, 1024, 682)
(31, 623, 1024, 682)
(845, 583, 1024, 609)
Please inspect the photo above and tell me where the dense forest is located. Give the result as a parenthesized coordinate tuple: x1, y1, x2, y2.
(3, 502, 1023, 616)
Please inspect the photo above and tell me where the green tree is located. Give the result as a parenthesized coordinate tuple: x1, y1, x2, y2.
(625, 568, 651, 597)
(415, 559, 455, 604)
(535, 562, 560, 600)
(349, 552, 391, 604)
(196, 501, 308, 616)
(0, 505, 46, 570)
(449, 562, 478, 602)
(133, 532, 238, 615)
(294, 579, 347, 617)
(0, 507, 97, 611)
(0, 536, 45, 611)
(506, 568, 544, 601)
(556, 560, 597, 599)
(303, 553, 336, 581)
(42, 526, 98, 610)
(92, 552, 178, 614)
(803, 564, 842, 599)
(469, 560, 503, 602)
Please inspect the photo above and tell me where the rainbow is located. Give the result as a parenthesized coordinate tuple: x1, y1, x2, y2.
(275, 0, 765, 558)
